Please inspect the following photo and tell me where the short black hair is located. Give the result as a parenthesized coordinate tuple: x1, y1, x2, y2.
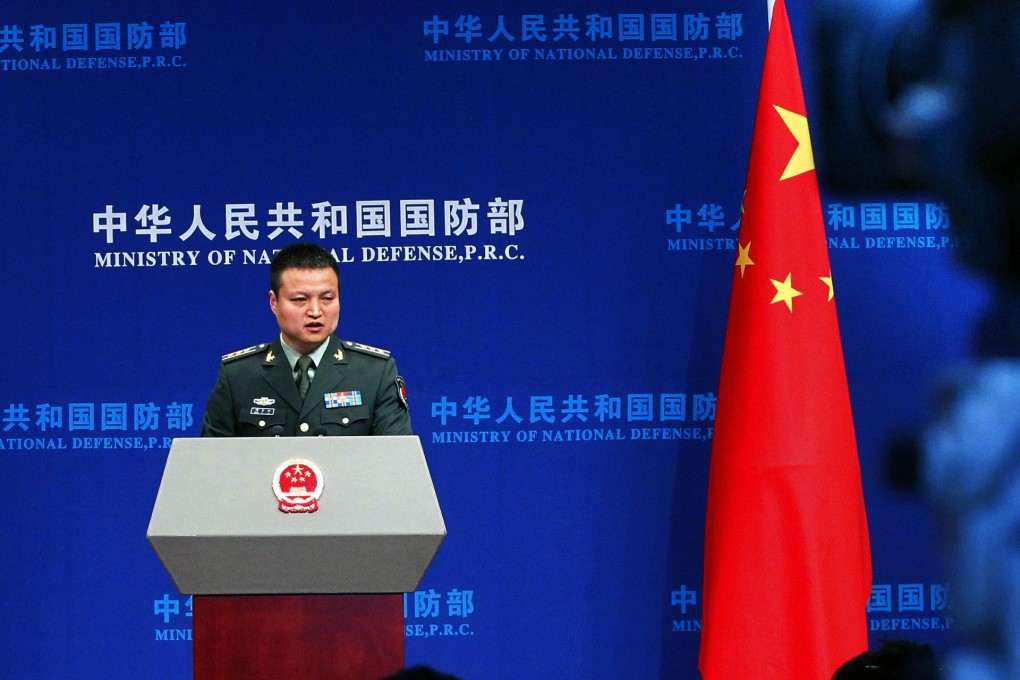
(269, 243, 340, 295)
(831, 640, 940, 680)
(381, 666, 462, 680)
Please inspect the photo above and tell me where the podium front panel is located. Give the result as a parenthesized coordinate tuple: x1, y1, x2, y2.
(147, 435, 446, 594)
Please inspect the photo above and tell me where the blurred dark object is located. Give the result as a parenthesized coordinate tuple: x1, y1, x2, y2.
(884, 431, 924, 492)
(921, 361, 1020, 680)
(832, 639, 941, 679)
(816, 5, 1020, 678)
(381, 665, 462, 680)
(975, 286, 1020, 358)
(815, 0, 1020, 282)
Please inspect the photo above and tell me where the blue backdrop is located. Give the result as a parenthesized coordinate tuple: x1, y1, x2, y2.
(0, 1, 987, 677)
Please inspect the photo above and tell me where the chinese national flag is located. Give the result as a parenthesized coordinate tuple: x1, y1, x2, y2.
(699, 1, 872, 678)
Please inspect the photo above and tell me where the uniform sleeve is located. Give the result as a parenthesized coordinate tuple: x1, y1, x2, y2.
(370, 357, 413, 436)
(201, 363, 237, 437)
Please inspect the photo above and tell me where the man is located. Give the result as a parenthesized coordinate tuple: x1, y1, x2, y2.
(201, 243, 411, 437)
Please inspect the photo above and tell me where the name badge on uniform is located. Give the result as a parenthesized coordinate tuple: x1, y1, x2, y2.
(251, 397, 276, 416)
(324, 391, 362, 408)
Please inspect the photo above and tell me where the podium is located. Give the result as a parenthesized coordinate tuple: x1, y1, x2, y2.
(147, 436, 446, 680)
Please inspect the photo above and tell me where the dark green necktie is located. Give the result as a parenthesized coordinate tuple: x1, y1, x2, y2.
(296, 355, 314, 399)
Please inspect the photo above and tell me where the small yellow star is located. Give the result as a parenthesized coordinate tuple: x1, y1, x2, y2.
(774, 105, 815, 181)
(820, 273, 835, 301)
(265, 350, 276, 362)
(770, 273, 803, 312)
(735, 241, 755, 278)
(334, 349, 344, 361)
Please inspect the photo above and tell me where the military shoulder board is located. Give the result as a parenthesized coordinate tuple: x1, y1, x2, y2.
(344, 341, 392, 358)
(221, 343, 269, 363)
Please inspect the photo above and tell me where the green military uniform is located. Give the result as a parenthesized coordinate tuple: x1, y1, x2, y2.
(201, 335, 411, 437)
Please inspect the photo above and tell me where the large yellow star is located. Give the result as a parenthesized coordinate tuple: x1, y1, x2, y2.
(770, 273, 803, 312)
(820, 273, 835, 301)
(735, 241, 754, 278)
(774, 105, 815, 180)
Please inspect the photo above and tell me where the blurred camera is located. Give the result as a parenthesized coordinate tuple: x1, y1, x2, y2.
(814, 0, 1020, 282)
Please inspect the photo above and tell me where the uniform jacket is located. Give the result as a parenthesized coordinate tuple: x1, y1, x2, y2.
(201, 335, 411, 437)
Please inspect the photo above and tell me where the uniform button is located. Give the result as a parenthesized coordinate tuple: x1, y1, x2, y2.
(342, 417, 350, 425)
(258, 420, 266, 428)
(300, 422, 310, 433)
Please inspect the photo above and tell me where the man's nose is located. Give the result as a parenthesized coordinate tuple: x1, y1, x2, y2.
(307, 300, 321, 316)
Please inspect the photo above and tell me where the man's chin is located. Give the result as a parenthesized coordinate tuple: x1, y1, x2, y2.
(284, 331, 330, 354)
(301, 329, 331, 345)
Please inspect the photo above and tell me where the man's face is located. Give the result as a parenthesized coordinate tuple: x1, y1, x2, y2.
(269, 267, 340, 354)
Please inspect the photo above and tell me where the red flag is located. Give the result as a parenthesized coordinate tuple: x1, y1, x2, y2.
(699, 1, 872, 677)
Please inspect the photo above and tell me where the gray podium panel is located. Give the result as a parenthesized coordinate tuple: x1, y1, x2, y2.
(147, 436, 446, 595)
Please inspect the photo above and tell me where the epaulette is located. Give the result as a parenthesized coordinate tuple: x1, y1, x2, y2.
(343, 340, 392, 358)
(221, 343, 269, 363)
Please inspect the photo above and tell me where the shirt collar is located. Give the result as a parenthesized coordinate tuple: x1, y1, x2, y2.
(278, 335, 331, 371)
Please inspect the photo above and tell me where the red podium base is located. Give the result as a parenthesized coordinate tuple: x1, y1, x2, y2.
(193, 594, 404, 680)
